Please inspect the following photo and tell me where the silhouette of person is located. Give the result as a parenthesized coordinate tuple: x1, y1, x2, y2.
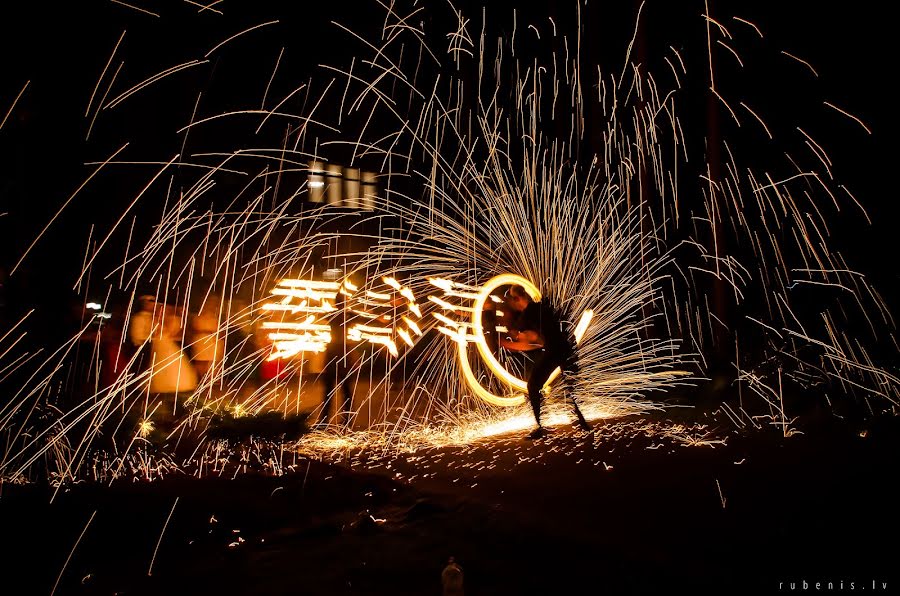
(499, 285, 589, 439)
(191, 293, 225, 379)
(441, 556, 464, 596)
(129, 295, 197, 396)
(129, 295, 156, 371)
(320, 290, 352, 427)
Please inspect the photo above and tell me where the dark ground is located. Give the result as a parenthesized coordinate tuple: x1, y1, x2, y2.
(1, 405, 898, 596)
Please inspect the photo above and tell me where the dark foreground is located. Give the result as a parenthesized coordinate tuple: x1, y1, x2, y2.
(2, 409, 898, 596)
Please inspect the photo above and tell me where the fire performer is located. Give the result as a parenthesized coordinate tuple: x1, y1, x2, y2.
(499, 285, 590, 439)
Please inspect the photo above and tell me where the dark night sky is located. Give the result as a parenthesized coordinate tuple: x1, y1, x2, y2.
(1, 1, 896, 341)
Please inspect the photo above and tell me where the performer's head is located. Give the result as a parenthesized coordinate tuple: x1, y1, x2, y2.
(506, 284, 532, 312)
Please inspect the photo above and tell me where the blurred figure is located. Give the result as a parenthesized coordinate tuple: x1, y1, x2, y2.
(442, 556, 464, 596)
(128, 295, 155, 347)
(191, 293, 226, 379)
(129, 295, 198, 396)
(129, 294, 157, 380)
(319, 291, 352, 427)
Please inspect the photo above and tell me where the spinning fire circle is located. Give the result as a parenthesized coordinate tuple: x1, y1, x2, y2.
(459, 274, 593, 407)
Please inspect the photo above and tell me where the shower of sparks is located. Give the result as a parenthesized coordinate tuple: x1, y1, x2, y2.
(137, 419, 155, 438)
(299, 416, 727, 486)
(0, 1, 896, 486)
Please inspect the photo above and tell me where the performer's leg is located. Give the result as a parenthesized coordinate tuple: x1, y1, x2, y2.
(563, 358, 589, 430)
(527, 352, 559, 430)
(567, 390, 590, 430)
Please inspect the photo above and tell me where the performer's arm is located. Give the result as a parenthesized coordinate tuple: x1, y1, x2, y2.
(499, 330, 544, 352)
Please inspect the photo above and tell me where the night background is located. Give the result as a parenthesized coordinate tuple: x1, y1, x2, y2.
(1, 1, 898, 594)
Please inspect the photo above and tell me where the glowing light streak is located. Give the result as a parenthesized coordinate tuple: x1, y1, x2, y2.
(357, 298, 392, 307)
(457, 275, 595, 406)
(270, 288, 338, 301)
(471, 274, 542, 392)
(261, 303, 334, 314)
(397, 328, 414, 347)
(573, 310, 594, 342)
(263, 279, 340, 358)
(436, 326, 464, 341)
(455, 325, 524, 407)
(360, 335, 399, 357)
(261, 318, 330, 332)
(267, 336, 329, 360)
(445, 290, 483, 300)
(428, 277, 453, 291)
(266, 332, 330, 341)
(433, 312, 466, 329)
(403, 317, 423, 336)
(349, 324, 392, 335)
(542, 310, 595, 387)
(278, 279, 341, 290)
(428, 295, 463, 312)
